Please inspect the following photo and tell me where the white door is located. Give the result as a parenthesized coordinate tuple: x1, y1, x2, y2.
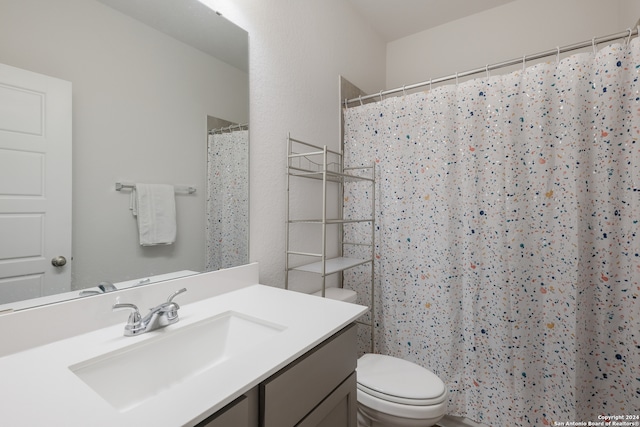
(0, 63, 72, 304)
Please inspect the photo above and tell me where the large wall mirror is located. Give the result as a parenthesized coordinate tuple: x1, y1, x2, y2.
(0, 0, 249, 309)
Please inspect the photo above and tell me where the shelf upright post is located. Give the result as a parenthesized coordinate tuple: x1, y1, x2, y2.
(369, 163, 376, 353)
(285, 133, 291, 290)
(338, 146, 345, 291)
(321, 146, 328, 297)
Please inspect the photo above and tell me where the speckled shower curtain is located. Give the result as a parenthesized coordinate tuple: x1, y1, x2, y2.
(343, 39, 640, 425)
(205, 130, 249, 271)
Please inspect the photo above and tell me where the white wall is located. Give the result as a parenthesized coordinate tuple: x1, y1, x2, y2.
(387, 0, 640, 90)
(214, 1, 387, 288)
(0, 0, 248, 289)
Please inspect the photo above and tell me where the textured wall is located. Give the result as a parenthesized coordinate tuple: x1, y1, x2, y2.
(217, 1, 387, 288)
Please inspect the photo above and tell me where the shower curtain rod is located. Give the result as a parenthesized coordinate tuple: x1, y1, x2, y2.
(345, 23, 639, 107)
(209, 122, 248, 134)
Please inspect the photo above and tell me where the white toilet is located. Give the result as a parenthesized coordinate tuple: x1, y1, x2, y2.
(356, 354, 448, 427)
(313, 288, 447, 427)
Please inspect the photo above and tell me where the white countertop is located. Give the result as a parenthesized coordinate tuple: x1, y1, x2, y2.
(0, 284, 367, 427)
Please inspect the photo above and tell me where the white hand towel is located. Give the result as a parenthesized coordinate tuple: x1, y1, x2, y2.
(132, 183, 177, 246)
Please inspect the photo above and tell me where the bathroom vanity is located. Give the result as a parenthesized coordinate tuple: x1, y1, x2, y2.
(0, 264, 366, 427)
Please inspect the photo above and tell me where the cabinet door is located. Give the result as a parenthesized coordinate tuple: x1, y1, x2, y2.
(297, 372, 357, 427)
(261, 324, 357, 427)
(197, 395, 250, 427)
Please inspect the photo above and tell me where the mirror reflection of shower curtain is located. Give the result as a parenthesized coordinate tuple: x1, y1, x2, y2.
(206, 129, 249, 271)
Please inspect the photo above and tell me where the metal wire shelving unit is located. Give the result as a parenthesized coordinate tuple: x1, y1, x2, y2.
(285, 133, 375, 351)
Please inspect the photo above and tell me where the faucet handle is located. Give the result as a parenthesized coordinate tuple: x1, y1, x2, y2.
(113, 303, 143, 336)
(160, 288, 187, 323)
(113, 301, 139, 311)
(167, 287, 187, 303)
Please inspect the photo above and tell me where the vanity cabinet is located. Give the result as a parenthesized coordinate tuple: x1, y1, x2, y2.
(195, 323, 357, 427)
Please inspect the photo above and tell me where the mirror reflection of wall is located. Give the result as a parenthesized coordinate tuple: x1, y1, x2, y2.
(0, 0, 248, 307)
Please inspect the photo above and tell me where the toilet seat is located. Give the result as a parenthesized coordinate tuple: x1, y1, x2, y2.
(357, 383, 446, 406)
(357, 388, 448, 422)
(357, 354, 447, 406)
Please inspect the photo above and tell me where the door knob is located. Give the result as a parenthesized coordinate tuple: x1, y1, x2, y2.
(51, 256, 67, 267)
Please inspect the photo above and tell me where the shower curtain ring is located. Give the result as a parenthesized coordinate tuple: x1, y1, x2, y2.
(402, 85, 406, 96)
(592, 37, 597, 54)
(359, 95, 363, 106)
(455, 72, 459, 86)
(429, 79, 432, 91)
(486, 64, 490, 79)
(556, 46, 560, 64)
(626, 27, 633, 45)
(522, 54, 526, 72)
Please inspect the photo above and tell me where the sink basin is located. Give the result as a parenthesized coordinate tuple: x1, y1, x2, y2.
(69, 311, 286, 412)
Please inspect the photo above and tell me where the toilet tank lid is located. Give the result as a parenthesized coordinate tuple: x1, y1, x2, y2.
(357, 353, 446, 402)
(311, 287, 357, 303)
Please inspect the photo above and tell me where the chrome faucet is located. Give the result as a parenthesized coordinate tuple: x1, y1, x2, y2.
(79, 281, 117, 296)
(113, 288, 187, 336)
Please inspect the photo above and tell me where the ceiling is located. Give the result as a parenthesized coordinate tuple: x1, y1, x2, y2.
(96, 0, 517, 69)
(347, 0, 516, 42)
(97, 0, 248, 72)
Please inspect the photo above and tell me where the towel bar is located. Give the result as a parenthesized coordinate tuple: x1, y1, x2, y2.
(115, 182, 196, 194)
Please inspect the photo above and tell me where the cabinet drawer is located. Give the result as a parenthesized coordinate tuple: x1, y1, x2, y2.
(261, 324, 357, 427)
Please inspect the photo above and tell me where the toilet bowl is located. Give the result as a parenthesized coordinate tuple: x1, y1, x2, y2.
(356, 353, 447, 427)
